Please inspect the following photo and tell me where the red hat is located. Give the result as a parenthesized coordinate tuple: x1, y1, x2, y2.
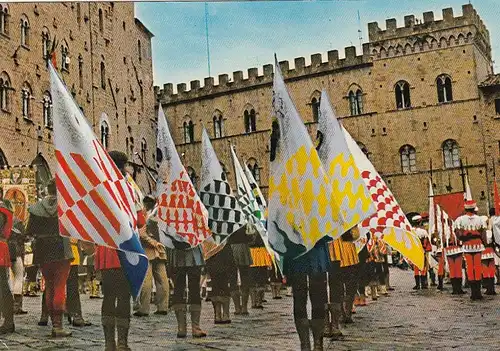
(464, 200, 477, 210)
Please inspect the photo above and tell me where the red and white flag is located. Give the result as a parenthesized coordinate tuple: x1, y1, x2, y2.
(49, 64, 147, 297)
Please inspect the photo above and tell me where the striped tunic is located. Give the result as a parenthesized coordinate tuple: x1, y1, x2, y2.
(329, 237, 359, 267)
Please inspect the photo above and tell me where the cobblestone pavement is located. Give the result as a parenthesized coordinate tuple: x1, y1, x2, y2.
(0, 268, 498, 350)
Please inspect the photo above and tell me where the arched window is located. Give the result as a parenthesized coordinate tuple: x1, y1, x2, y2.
(357, 141, 371, 160)
(442, 139, 460, 169)
(244, 108, 257, 133)
(395, 80, 411, 109)
(349, 88, 363, 116)
(21, 82, 32, 119)
(20, 15, 29, 46)
(187, 166, 197, 189)
(0, 4, 9, 35)
(98, 9, 104, 33)
(0, 148, 7, 167)
(78, 54, 83, 88)
(138, 40, 142, 62)
(400, 144, 416, 173)
(247, 158, 261, 184)
(437, 74, 453, 103)
(100, 120, 109, 149)
(61, 40, 69, 71)
(183, 118, 194, 143)
(42, 27, 50, 61)
(42, 91, 52, 128)
(31, 153, 52, 197)
(140, 138, 147, 164)
(213, 111, 224, 138)
(0, 72, 11, 112)
(100, 61, 106, 89)
(311, 97, 320, 122)
(220, 162, 229, 178)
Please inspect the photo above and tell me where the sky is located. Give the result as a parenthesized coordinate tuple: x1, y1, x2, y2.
(135, 0, 500, 90)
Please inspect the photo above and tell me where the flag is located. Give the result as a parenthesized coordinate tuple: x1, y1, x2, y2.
(244, 163, 267, 215)
(428, 179, 435, 235)
(436, 204, 443, 244)
(342, 126, 425, 269)
(442, 210, 451, 247)
(50, 64, 147, 298)
(317, 90, 375, 232)
(464, 174, 472, 201)
(155, 108, 212, 249)
(231, 145, 260, 221)
(268, 56, 348, 258)
(494, 180, 500, 216)
(199, 128, 246, 252)
(231, 146, 280, 271)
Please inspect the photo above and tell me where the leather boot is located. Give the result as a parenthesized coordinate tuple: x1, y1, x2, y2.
(437, 276, 444, 290)
(421, 276, 428, 289)
(294, 318, 311, 351)
(343, 296, 355, 324)
(329, 303, 343, 340)
(473, 281, 483, 301)
(72, 315, 92, 327)
(250, 288, 257, 308)
(231, 290, 242, 315)
(412, 276, 420, 290)
(221, 296, 231, 324)
(310, 319, 324, 351)
(38, 292, 49, 326)
(370, 285, 378, 300)
(241, 288, 250, 315)
(190, 304, 207, 338)
(51, 311, 72, 337)
(173, 304, 187, 338)
(102, 315, 116, 351)
(457, 279, 466, 294)
(323, 304, 332, 337)
(255, 288, 264, 309)
(116, 318, 131, 351)
(212, 297, 223, 324)
(14, 294, 27, 315)
(0, 292, 14, 335)
(486, 278, 496, 295)
(274, 283, 282, 299)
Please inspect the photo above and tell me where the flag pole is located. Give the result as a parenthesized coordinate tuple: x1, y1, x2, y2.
(205, 2, 211, 78)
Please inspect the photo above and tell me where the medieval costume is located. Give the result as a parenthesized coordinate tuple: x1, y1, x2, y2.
(285, 236, 330, 351)
(9, 219, 27, 315)
(228, 225, 253, 316)
(455, 200, 486, 301)
(325, 230, 359, 340)
(482, 211, 497, 295)
(135, 198, 169, 316)
(0, 201, 14, 335)
(169, 245, 207, 337)
(413, 215, 432, 290)
(249, 230, 272, 310)
(206, 243, 234, 324)
(96, 151, 146, 350)
(366, 235, 385, 299)
(66, 239, 91, 326)
(26, 180, 73, 337)
(445, 224, 465, 295)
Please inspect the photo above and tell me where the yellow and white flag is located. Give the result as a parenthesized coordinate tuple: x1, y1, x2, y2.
(342, 126, 425, 269)
(268, 57, 347, 258)
(317, 90, 375, 232)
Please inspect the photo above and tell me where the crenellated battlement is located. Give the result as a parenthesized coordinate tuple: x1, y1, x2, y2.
(155, 44, 371, 103)
(368, 4, 490, 45)
(155, 4, 491, 104)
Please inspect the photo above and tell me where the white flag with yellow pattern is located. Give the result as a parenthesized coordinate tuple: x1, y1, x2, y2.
(317, 90, 375, 232)
(268, 56, 348, 258)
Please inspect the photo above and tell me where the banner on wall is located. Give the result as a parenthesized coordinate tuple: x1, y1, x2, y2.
(0, 165, 38, 222)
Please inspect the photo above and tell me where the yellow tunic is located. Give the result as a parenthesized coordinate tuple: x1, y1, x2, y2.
(329, 238, 359, 267)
